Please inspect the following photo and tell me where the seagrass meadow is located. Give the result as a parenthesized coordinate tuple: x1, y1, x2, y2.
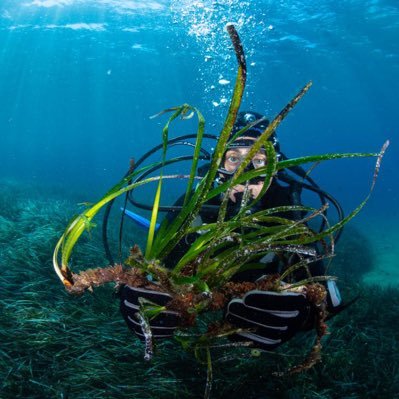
(1, 179, 398, 398)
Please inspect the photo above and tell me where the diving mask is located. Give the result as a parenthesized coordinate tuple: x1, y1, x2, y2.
(216, 145, 267, 184)
(223, 147, 266, 173)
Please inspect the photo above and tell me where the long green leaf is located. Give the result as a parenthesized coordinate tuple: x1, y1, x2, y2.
(145, 177, 163, 258)
(152, 25, 247, 262)
(146, 106, 189, 258)
(295, 140, 389, 245)
(226, 82, 312, 193)
(206, 150, 379, 202)
(277, 151, 378, 170)
(183, 107, 205, 206)
(53, 173, 198, 283)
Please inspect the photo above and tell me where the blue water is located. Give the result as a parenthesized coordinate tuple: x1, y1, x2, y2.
(0, 1, 397, 233)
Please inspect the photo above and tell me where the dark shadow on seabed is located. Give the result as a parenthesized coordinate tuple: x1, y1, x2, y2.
(0, 180, 398, 399)
(333, 225, 375, 280)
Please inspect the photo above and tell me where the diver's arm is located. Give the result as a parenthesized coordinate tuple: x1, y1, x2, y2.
(266, 180, 343, 311)
(223, 247, 344, 348)
(120, 192, 199, 341)
(223, 182, 343, 349)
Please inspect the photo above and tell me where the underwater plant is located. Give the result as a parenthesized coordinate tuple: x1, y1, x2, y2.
(53, 24, 388, 398)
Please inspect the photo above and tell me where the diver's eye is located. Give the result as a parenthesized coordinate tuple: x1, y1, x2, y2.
(252, 157, 266, 168)
(227, 155, 241, 164)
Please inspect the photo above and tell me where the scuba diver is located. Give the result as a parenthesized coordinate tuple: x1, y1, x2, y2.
(116, 111, 344, 350)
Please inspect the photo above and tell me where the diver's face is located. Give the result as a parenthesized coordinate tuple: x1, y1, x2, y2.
(222, 137, 267, 203)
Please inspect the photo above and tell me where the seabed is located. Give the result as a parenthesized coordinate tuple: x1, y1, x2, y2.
(0, 179, 398, 398)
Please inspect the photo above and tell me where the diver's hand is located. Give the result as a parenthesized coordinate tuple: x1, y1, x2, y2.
(120, 285, 180, 340)
(225, 290, 311, 350)
(229, 182, 264, 203)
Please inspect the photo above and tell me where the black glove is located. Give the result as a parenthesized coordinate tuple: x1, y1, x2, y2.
(225, 290, 311, 350)
(120, 285, 180, 340)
